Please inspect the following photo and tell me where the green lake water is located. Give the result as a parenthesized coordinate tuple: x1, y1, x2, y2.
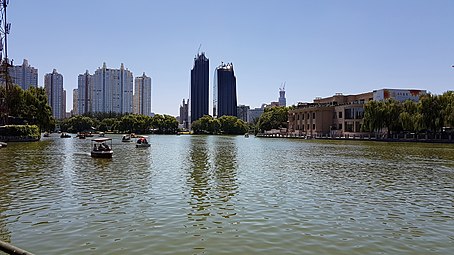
(0, 135, 453, 254)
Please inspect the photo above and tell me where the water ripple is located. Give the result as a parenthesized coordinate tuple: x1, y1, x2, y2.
(0, 136, 453, 254)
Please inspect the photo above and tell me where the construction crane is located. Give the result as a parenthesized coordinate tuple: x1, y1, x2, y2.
(197, 44, 202, 55)
(280, 82, 286, 91)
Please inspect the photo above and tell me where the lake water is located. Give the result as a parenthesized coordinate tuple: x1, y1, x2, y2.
(0, 135, 453, 254)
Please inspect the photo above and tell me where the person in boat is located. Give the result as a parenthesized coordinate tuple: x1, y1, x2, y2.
(138, 137, 148, 144)
(93, 144, 98, 151)
(99, 142, 110, 151)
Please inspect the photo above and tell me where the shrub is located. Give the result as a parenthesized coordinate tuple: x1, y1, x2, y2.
(0, 125, 41, 138)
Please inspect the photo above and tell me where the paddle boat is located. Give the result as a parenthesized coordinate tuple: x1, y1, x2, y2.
(91, 137, 113, 158)
(136, 136, 151, 148)
(122, 134, 131, 142)
(61, 133, 71, 138)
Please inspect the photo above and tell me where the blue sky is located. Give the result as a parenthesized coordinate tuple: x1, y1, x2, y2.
(8, 0, 454, 116)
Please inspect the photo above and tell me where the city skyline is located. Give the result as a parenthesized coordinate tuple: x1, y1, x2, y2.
(7, 0, 454, 116)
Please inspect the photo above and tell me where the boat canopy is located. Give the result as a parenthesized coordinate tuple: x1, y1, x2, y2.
(92, 138, 112, 142)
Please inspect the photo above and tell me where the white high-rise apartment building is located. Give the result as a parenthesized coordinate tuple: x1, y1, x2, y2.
(133, 72, 152, 116)
(72, 88, 78, 115)
(63, 89, 67, 118)
(44, 69, 65, 119)
(77, 63, 134, 114)
(92, 63, 133, 114)
(77, 70, 93, 115)
(7, 59, 38, 90)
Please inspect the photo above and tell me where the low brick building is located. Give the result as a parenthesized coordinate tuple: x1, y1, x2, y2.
(288, 89, 425, 137)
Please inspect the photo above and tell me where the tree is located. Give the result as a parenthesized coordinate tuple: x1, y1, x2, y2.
(61, 115, 96, 133)
(85, 111, 126, 121)
(149, 114, 178, 134)
(441, 91, 454, 128)
(191, 115, 220, 134)
(383, 99, 402, 135)
(362, 100, 385, 133)
(218, 115, 248, 134)
(257, 106, 289, 132)
(24, 87, 55, 131)
(112, 114, 150, 134)
(97, 118, 116, 132)
(399, 100, 419, 132)
(363, 92, 454, 135)
(0, 85, 55, 131)
(418, 94, 444, 133)
(4, 84, 25, 118)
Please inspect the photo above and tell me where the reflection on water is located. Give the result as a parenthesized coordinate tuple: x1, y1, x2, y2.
(186, 136, 239, 251)
(0, 136, 453, 254)
(187, 136, 210, 216)
(212, 136, 238, 218)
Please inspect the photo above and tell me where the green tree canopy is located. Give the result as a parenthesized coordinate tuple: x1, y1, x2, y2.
(362, 91, 454, 134)
(418, 94, 444, 132)
(151, 114, 178, 134)
(61, 115, 96, 133)
(113, 114, 152, 134)
(0, 85, 55, 131)
(97, 118, 116, 132)
(191, 115, 219, 134)
(363, 100, 385, 132)
(257, 106, 289, 132)
(442, 91, 454, 128)
(218, 115, 248, 135)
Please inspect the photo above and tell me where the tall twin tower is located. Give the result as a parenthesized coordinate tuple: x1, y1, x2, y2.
(189, 52, 237, 124)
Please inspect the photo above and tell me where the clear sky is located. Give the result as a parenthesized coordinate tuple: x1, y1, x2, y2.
(7, 0, 454, 116)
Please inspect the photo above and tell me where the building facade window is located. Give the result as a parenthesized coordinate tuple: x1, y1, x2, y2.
(345, 108, 353, 119)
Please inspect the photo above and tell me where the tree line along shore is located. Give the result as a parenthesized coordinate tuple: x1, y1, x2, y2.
(1, 85, 453, 141)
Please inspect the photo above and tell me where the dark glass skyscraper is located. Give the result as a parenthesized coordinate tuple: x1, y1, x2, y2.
(213, 63, 237, 118)
(190, 53, 209, 123)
